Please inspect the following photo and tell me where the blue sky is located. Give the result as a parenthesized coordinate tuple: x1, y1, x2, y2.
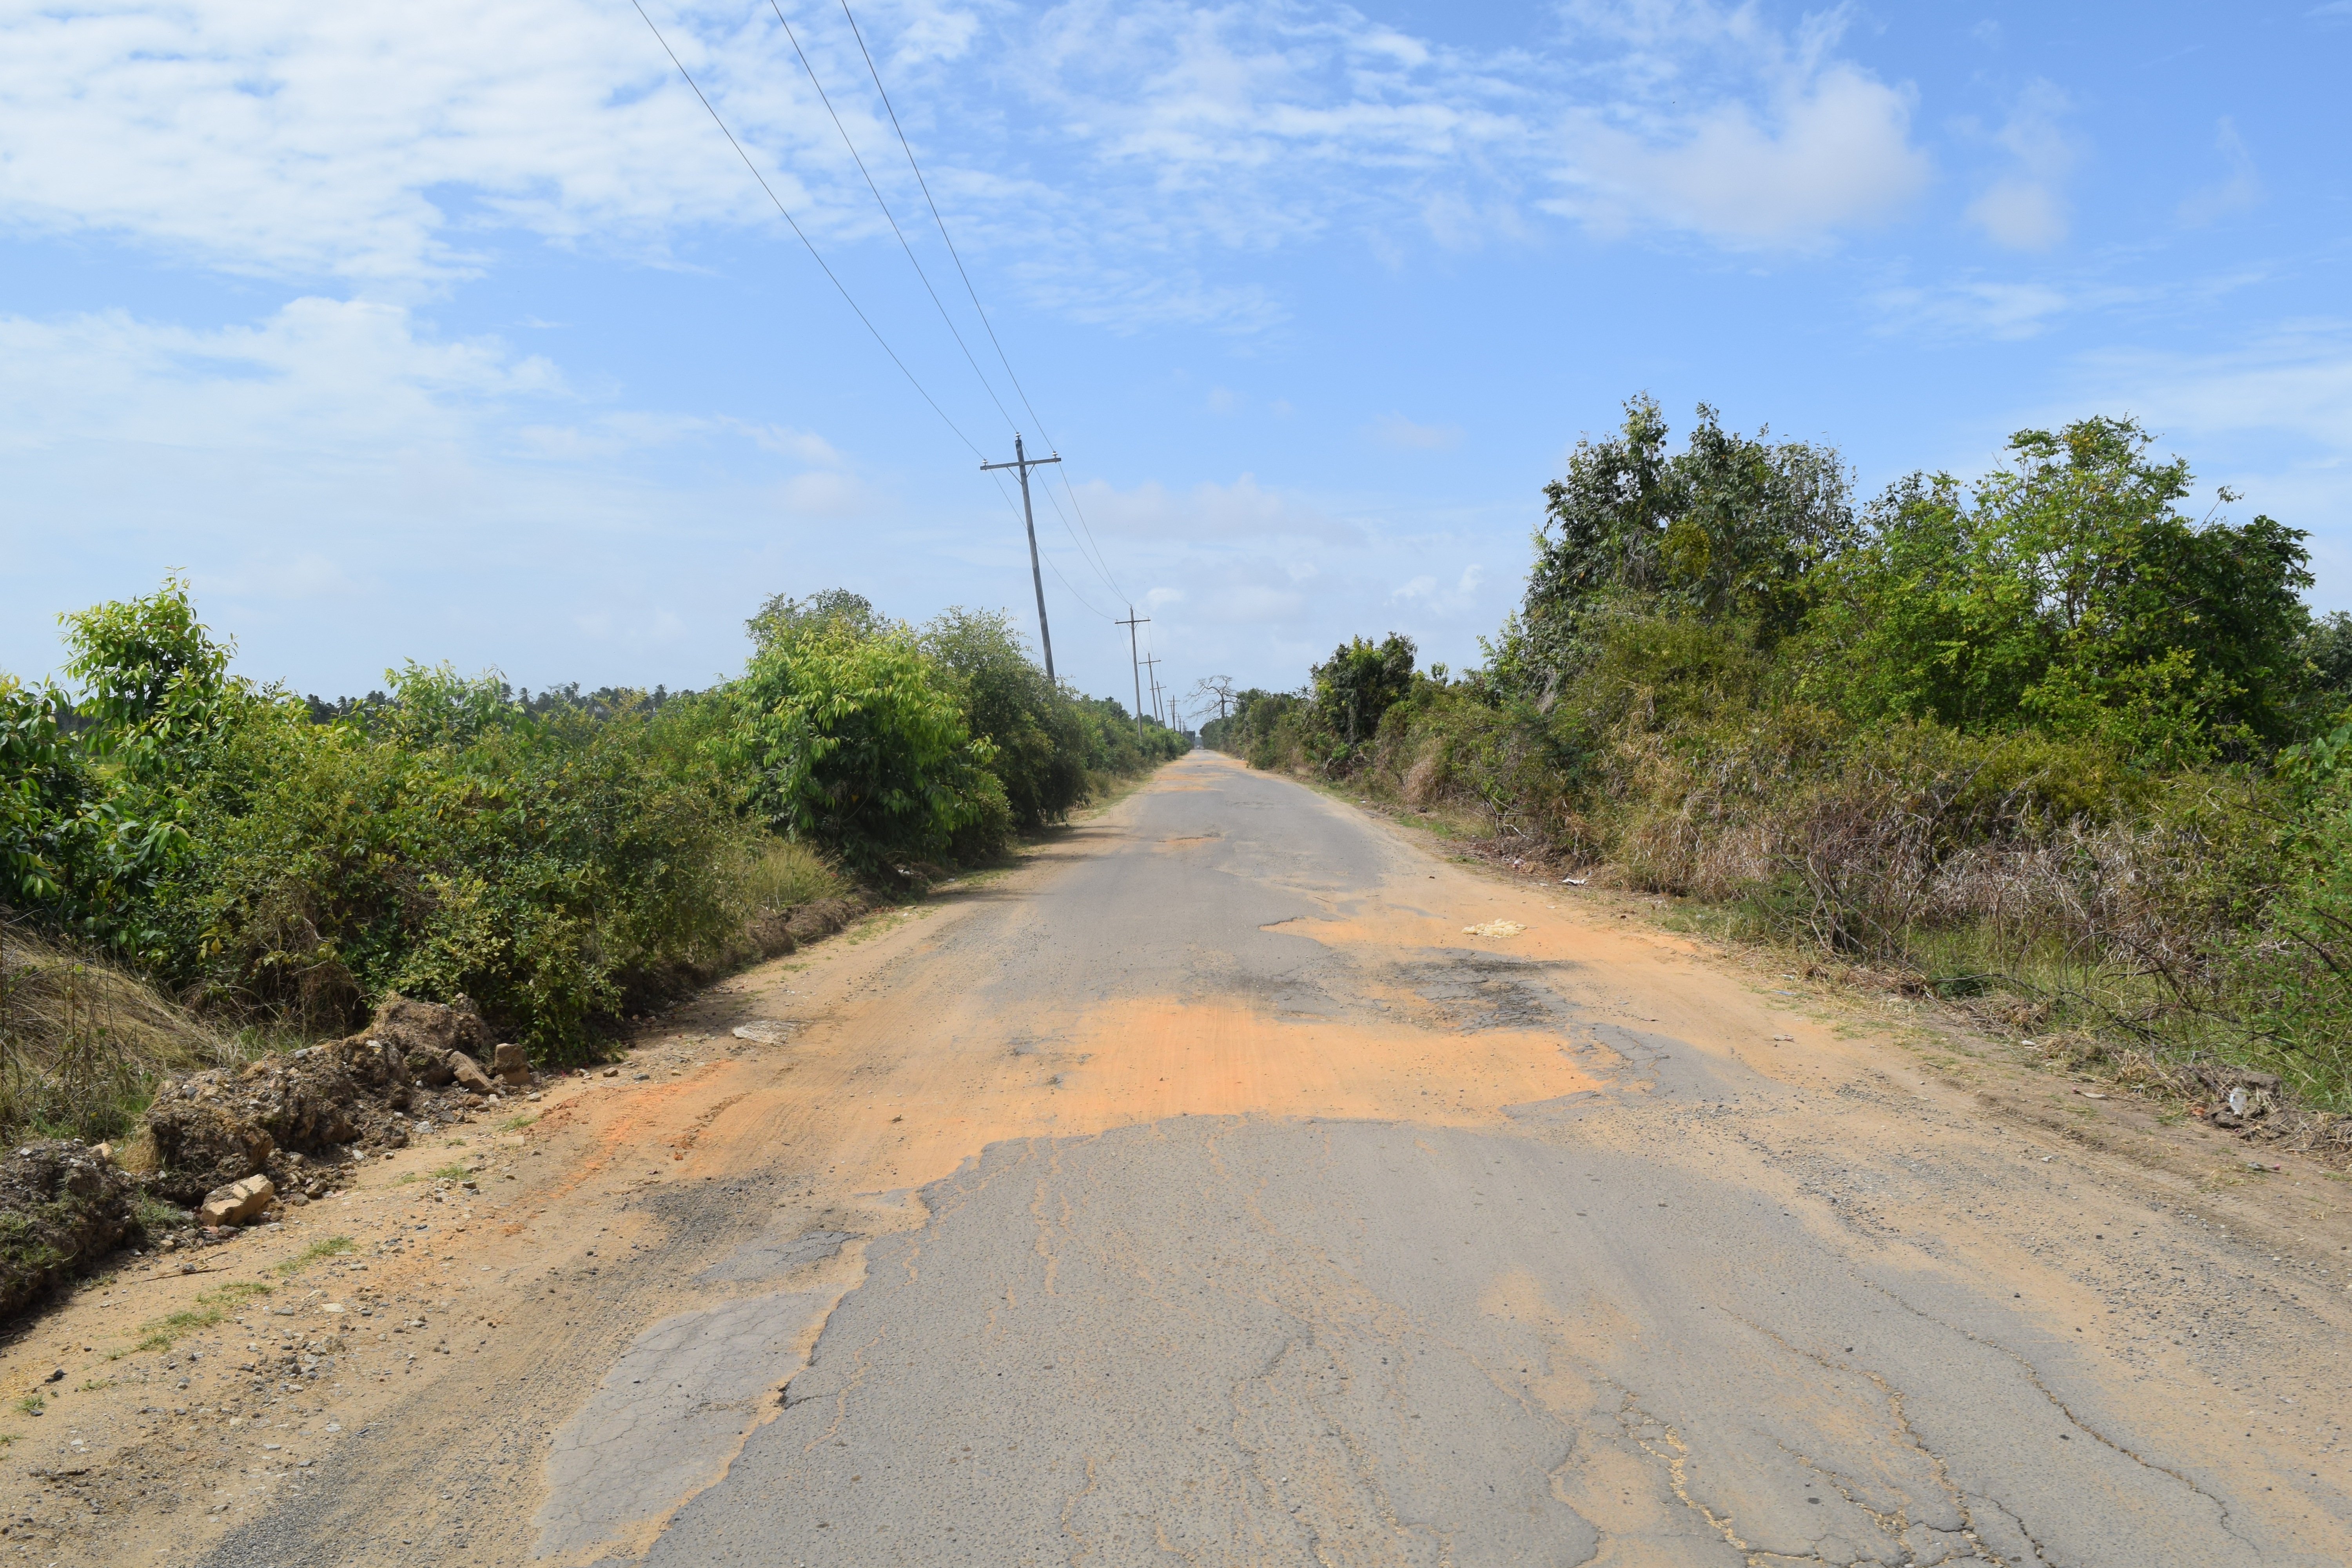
(4, 0, 2348, 722)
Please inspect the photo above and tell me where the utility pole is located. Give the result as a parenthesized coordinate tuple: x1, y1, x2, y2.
(1141, 655, 1163, 724)
(980, 435, 1063, 682)
(1114, 607, 1149, 744)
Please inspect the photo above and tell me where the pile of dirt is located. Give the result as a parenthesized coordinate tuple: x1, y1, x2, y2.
(128, 993, 527, 1211)
(0, 1141, 142, 1321)
(0, 992, 533, 1323)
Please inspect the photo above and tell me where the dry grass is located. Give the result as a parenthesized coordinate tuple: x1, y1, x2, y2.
(737, 838, 844, 913)
(0, 922, 241, 1145)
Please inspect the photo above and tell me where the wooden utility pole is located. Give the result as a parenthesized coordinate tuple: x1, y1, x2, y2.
(980, 435, 1063, 682)
(1114, 607, 1149, 744)
(1141, 655, 1163, 724)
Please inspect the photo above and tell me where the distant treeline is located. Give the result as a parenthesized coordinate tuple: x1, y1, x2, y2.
(2, 580, 1184, 1064)
(301, 682, 697, 726)
(1207, 400, 2352, 1109)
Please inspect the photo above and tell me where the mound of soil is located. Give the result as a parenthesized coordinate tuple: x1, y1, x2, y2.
(0, 1142, 141, 1321)
(365, 992, 496, 1061)
(137, 994, 516, 1209)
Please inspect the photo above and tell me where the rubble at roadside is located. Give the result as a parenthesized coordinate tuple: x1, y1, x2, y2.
(0, 993, 548, 1323)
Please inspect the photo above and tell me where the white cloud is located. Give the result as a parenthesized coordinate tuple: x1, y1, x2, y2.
(1965, 81, 2080, 250)
(0, 298, 564, 451)
(1555, 64, 1931, 247)
(0, 0, 907, 283)
(1535, 2, 1932, 247)
(1873, 279, 2077, 341)
(2070, 328, 2352, 450)
(1966, 180, 2068, 252)
(2178, 118, 2263, 228)
(1393, 574, 1438, 601)
(1372, 414, 1463, 452)
(0, 0, 1942, 309)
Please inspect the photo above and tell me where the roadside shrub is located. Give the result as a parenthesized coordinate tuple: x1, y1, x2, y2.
(1211, 396, 2352, 1107)
(725, 617, 1007, 874)
(156, 671, 760, 1056)
(922, 608, 1087, 828)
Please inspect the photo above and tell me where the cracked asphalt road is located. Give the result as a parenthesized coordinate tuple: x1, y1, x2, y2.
(173, 752, 2350, 1568)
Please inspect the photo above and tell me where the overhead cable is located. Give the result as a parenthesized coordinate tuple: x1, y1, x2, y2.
(767, 0, 1022, 435)
(630, 0, 985, 461)
(835, 0, 1130, 605)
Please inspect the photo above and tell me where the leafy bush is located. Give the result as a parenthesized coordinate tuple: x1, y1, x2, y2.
(1212, 396, 2352, 1107)
(922, 608, 1087, 828)
(726, 617, 1007, 874)
(0, 575, 1179, 1130)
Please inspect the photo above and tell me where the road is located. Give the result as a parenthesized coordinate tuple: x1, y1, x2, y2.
(121, 751, 2351, 1566)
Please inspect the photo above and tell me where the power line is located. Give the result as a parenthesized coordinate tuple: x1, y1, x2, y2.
(629, 0, 986, 461)
(835, 0, 1130, 606)
(980, 470, 1112, 621)
(769, 0, 1128, 642)
(1034, 473, 1126, 612)
(767, 0, 1020, 436)
(648, 0, 1138, 664)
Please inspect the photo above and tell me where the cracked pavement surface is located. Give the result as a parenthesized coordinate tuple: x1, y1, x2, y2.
(56, 751, 2351, 1566)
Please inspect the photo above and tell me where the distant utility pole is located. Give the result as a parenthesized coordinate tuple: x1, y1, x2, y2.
(1114, 607, 1150, 743)
(980, 435, 1063, 682)
(1141, 655, 1163, 724)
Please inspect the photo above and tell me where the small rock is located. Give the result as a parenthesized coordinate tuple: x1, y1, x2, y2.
(492, 1043, 531, 1085)
(601, 1068, 619, 1078)
(450, 1056, 495, 1096)
(198, 1174, 276, 1227)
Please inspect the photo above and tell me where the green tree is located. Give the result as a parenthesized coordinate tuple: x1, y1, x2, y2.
(1313, 634, 1417, 745)
(746, 589, 884, 653)
(1523, 396, 1854, 668)
(726, 618, 1004, 871)
(1819, 417, 2314, 760)
(60, 575, 238, 778)
(920, 609, 1087, 828)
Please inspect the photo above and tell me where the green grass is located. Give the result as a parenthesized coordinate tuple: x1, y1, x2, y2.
(272, 1236, 354, 1277)
(118, 1278, 273, 1356)
(429, 1163, 473, 1181)
(131, 1192, 190, 1234)
(497, 1113, 537, 1131)
(74, 1377, 114, 1393)
(12, 1395, 40, 1417)
(394, 1171, 421, 1184)
(740, 838, 844, 912)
